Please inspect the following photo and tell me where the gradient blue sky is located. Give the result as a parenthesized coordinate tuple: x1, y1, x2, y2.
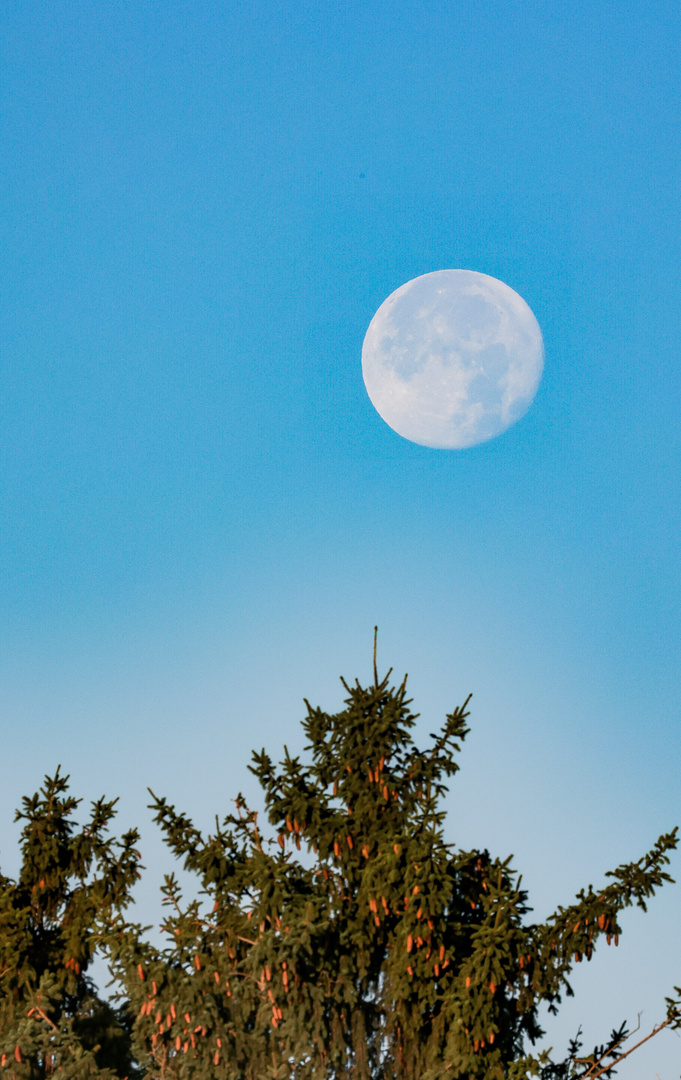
(1, 0, 679, 1071)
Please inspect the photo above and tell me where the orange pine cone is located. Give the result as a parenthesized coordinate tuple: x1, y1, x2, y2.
(407, 934, 413, 953)
(137, 964, 144, 980)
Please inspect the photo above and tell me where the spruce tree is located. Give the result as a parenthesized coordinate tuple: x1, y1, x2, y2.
(105, 654, 680, 1079)
(0, 769, 141, 1078)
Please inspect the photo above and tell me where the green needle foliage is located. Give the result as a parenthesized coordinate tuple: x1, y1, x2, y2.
(107, 658, 679, 1079)
(2, 654, 680, 1079)
(0, 769, 141, 1078)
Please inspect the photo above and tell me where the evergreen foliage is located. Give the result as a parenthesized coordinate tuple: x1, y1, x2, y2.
(2, 656, 679, 1078)
(0, 770, 141, 1078)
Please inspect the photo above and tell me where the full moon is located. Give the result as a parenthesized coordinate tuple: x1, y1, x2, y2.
(361, 270, 544, 448)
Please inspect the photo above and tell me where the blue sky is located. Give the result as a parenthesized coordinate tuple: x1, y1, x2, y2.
(1, 0, 679, 1070)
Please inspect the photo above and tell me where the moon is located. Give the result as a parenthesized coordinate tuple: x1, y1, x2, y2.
(361, 270, 544, 449)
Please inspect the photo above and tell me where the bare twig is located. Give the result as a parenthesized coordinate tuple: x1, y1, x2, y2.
(575, 1015, 641, 1074)
(579, 1013, 679, 1079)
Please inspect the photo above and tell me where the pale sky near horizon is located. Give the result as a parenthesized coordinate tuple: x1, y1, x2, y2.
(1, 0, 680, 1072)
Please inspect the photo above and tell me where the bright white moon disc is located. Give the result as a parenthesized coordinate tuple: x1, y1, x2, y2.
(362, 270, 544, 448)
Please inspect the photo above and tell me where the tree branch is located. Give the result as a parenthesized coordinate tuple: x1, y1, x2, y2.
(579, 1012, 679, 1079)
